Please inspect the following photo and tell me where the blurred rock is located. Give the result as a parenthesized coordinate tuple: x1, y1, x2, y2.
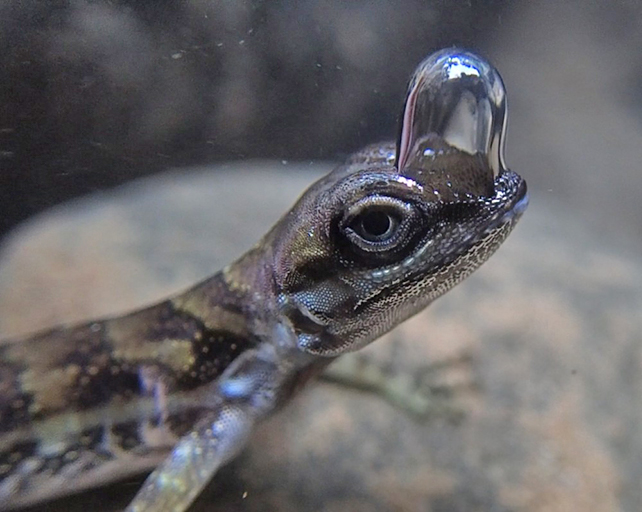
(1, 162, 640, 512)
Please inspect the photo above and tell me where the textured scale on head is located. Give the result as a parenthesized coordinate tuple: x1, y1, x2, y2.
(272, 49, 528, 357)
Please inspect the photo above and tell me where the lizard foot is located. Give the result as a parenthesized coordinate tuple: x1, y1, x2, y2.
(321, 351, 477, 423)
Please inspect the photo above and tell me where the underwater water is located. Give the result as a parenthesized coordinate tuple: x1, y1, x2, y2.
(0, 1, 641, 511)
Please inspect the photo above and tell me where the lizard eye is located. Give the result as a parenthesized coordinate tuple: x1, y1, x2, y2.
(341, 196, 421, 255)
(352, 208, 399, 242)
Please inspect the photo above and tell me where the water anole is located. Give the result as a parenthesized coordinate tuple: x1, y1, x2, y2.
(0, 49, 528, 511)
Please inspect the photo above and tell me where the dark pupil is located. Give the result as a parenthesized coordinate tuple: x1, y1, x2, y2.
(361, 210, 392, 238)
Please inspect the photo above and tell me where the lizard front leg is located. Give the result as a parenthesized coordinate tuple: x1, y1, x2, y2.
(126, 404, 254, 512)
(322, 351, 475, 422)
(126, 344, 294, 512)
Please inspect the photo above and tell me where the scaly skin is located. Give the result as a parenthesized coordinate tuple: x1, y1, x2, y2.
(0, 49, 527, 511)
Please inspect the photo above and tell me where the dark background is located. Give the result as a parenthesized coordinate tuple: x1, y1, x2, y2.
(0, 0, 507, 236)
(1, 0, 641, 243)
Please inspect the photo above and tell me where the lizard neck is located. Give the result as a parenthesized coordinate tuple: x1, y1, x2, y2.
(171, 242, 322, 396)
(174, 244, 279, 343)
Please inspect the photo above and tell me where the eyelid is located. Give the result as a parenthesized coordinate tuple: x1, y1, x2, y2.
(343, 195, 413, 222)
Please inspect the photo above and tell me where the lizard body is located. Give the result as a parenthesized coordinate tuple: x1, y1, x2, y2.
(0, 49, 528, 511)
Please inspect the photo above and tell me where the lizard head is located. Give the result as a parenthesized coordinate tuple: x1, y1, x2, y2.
(272, 49, 528, 356)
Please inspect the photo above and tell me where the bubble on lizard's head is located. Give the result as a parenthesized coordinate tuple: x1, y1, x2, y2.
(352, 49, 509, 203)
(271, 50, 526, 357)
(396, 48, 508, 181)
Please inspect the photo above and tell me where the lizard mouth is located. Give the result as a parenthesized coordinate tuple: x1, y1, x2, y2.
(435, 167, 528, 269)
(498, 184, 529, 227)
(486, 168, 529, 229)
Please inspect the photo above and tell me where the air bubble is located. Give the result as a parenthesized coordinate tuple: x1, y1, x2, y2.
(396, 49, 508, 178)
